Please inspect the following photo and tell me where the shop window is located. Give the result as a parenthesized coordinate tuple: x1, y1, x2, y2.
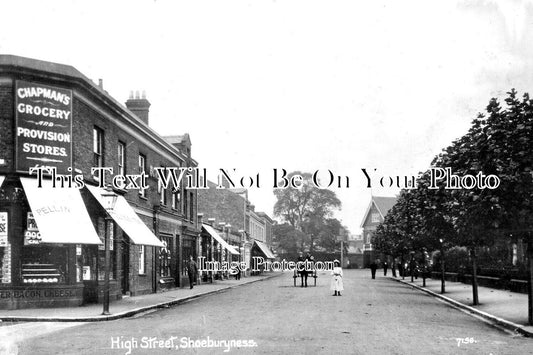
(159, 236, 172, 277)
(139, 245, 146, 275)
(21, 245, 68, 284)
(93, 126, 104, 168)
(138, 154, 147, 198)
(20, 211, 69, 284)
(118, 141, 126, 176)
(97, 217, 116, 281)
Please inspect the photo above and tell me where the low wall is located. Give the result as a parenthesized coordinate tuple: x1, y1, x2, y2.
(430, 272, 528, 294)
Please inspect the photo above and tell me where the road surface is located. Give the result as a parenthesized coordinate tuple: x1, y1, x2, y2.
(2, 269, 531, 354)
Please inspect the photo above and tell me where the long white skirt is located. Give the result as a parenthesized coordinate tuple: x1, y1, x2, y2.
(330, 275, 344, 291)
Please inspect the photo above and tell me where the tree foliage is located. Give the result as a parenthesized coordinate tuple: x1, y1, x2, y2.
(273, 171, 342, 252)
(373, 90, 533, 305)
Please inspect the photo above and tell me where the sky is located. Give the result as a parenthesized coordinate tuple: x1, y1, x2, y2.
(1, 0, 533, 235)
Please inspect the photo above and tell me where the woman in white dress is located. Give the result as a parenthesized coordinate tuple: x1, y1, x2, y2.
(330, 259, 344, 296)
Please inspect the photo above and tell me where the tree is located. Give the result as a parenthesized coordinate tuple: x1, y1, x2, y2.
(315, 218, 343, 252)
(428, 90, 533, 306)
(272, 223, 304, 256)
(273, 171, 341, 252)
(375, 90, 533, 319)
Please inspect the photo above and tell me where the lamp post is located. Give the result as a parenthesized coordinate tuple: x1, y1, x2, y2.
(238, 229, 245, 272)
(439, 238, 445, 294)
(422, 248, 428, 287)
(410, 251, 415, 283)
(101, 186, 118, 315)
(219, 222, 226, 278)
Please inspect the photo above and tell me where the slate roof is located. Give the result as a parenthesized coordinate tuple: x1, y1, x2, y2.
(372, 196, 398, 217)
(360, 195, 398, 228)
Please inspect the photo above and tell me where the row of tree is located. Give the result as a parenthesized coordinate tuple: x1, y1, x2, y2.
(272, 172, 346, 257)
(373, 90, 533, 323)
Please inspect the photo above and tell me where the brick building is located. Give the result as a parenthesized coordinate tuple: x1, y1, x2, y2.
(197, 184, 275, 275)
(0, 55, 199, 309)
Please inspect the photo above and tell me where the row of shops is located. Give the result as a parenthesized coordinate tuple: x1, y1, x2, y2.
(0, 55, 275, 310)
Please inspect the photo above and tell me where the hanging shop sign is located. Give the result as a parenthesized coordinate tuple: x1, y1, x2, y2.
(0, 212, 7, 246)
(15, 80, 73, 174)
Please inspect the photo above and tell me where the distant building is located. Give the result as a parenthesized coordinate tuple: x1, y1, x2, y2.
(345, 234, 364, 268)
(197, 183, 275, 275)
(360, 196, 397, 267)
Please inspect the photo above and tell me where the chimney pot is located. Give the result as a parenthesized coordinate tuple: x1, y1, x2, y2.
(125, 89, 151, 125)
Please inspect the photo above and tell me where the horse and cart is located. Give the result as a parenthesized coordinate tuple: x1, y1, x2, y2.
(292, 258, 318, 287)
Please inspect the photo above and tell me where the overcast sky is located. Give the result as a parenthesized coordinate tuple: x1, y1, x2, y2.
(2, 0, 532, 234)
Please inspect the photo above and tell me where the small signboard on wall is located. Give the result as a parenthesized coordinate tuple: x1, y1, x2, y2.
(82, 266, 91, 281)
(0, 212, 7, 247)
(27, 212, 38, 231)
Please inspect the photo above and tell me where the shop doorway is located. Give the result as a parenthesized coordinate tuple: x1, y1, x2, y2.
(121, 239, 130, 295)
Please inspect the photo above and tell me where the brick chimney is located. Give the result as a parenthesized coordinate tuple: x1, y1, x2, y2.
(125, 90, 151, 125)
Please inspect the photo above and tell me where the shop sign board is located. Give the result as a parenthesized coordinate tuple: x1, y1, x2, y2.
(0, 212, 7, 247)
(24, 231, 42, 245)
(27, 212, 38, 231)
(24, 212, 41, 245)
(15, 80, 73, 174)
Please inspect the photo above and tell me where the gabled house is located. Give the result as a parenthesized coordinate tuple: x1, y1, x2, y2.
(360, 196, 397, 267)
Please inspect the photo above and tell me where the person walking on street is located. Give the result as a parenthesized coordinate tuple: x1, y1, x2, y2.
(330, 259, 344, 296)
(297, 252, 308, 287)
(187, 255, 198, 289)
(370, 260, 377, 279)
(383, 261, 388, 276)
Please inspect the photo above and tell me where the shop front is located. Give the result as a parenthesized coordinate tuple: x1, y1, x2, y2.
(0, 176, 102, 309)
(201, 224, 239, 280)
(251, 240, 276, 275)
(85, 185, 164, 299)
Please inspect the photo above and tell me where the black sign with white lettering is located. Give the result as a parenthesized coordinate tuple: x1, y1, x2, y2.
(15, 80, 73, 174)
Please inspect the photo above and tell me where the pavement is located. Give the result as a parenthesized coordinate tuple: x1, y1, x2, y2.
(391, 274, 533, 337)
(0, 273, 280, 322)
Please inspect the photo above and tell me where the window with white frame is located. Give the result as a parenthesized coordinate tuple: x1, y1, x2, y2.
(139, 245, 146, 274)
(117, 141, 126, 176)
(93, 127, 104, 168)
(172, 188, 181, 211)
(159, 166, 167, 205)
(138, 154, 146, 198)
(189, 191, 194, 221)
(183, 188, 188, 218)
